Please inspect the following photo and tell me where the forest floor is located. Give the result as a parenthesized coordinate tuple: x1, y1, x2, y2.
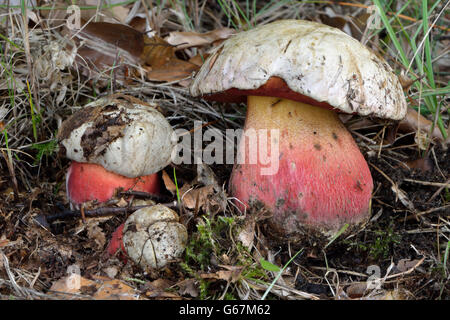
(0, 0, 449, 300)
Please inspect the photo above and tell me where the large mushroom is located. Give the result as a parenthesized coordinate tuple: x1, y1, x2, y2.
(190, 20, 407, 239)
(57, 96, 175, 208)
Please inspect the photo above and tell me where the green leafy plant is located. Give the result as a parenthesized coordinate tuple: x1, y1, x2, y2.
(30, 139, 57, 165)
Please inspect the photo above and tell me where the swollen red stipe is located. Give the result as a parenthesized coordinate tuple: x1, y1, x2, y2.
(66, 161, 160, 205)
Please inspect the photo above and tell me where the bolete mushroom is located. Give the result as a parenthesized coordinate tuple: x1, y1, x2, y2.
(107, 204, 188, 270)
(58, 96, 175, 208)
(190, 20, 407, 239)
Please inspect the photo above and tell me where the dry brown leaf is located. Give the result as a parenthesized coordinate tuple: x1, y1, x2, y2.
(163, 165, 226, 212)
(398, 107, 446, 143)
(237, 217, 256, 250)
(143, 278, 180, 299)
(145, 58, 198, 83)
(67, 21, 198, 85)
(162, 170, 177, 194)
(200, 266, 243, 283)
(404, 157, 434, 172)
(50, 275, 140, 300)
(165, 28, 235, 50)
(345, 284, 410, 300)
(396, 259, 423, 273)
(141, 35, 176, 67)
(345, 282, 367, 299)
(177, 279, 199, 298)
(128, 16, 147, 33)
(67, 21, 144, 83)
(177, 182, 214, 210)
(50, 274, 97, 296)
(93, 279, 138, 300)
(189, 53, 210, 67)
(86, 222, 106, 250)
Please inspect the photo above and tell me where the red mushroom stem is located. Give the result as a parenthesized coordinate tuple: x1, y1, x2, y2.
(66, 161, 160, 206)
(230, 96, 373, 236)
(106, 222, 127, 261)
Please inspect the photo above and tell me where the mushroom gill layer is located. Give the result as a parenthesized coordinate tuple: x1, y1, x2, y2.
(229, 96, 373, 238)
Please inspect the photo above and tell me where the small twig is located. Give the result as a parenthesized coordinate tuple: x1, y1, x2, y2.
(118, 190, 172, 202)
(428, 178, 450, 202)
(403, 178, 450, 188)
(35, 202, 178, 225)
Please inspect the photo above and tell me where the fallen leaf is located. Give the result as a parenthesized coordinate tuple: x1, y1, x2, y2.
(165, 28, 235, 50)
(404, 157, 434, 172)
(145, 58, 198, 83)
(66, 21, 196, 84)
(141, 35, 176, 67)
(180, 184, 214, 210)
(67, 21, 144, 82)
(177, 278, 199, 298)
(237, 217, 256, 250)
(398, 107, 446, 143)
(50, 275, 140, 300)
(93, 279, 139, 300)
(200, 266, 243, 283)
(128, 16, 147, 33)
(86, 221, 106, 250)
(50, 274, 96, 296)
(162, 170, 177, 194)
(396, 259, 423, 273)
(345, 282, 368, 299)
(189, 53, 210, 67)
(143, 278, 180, 299)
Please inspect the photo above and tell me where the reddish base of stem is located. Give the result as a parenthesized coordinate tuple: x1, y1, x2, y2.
(106, 223, 127, 261)
(66, 161, 160, 206)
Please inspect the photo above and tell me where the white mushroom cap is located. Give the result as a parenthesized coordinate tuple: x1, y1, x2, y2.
(58, 96, 175, 178)
(190, 19, 407, 120)
(122, 205, 188, 270)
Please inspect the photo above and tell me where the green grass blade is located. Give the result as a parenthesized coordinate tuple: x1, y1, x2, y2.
(261, 249, 302, 300)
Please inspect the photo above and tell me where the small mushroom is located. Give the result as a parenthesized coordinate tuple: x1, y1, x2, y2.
(190, 20, 407, 240)
(107, 204, 188, 270)
(58, 95, 175, 207)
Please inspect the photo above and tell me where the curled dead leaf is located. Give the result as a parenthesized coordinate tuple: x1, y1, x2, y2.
(398, 107, 446, 144)
(189, 53, 210, 67)
(162, 170, 177, 194)
(237, 217, 256, 250)
(177, 279, 199, 298)
(200, 265, 243, 283)
(165, 28, 235, 50)
(396, 259, 423, 273)
(145, 58, 198, 83)
(404, 157, 434, 172)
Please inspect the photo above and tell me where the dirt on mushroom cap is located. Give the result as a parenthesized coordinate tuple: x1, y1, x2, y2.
(58, 96, 175, 178)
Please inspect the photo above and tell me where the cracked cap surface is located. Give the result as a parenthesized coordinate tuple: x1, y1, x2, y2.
(190, 19, 407, 120)
(58, 96, 175, 178)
